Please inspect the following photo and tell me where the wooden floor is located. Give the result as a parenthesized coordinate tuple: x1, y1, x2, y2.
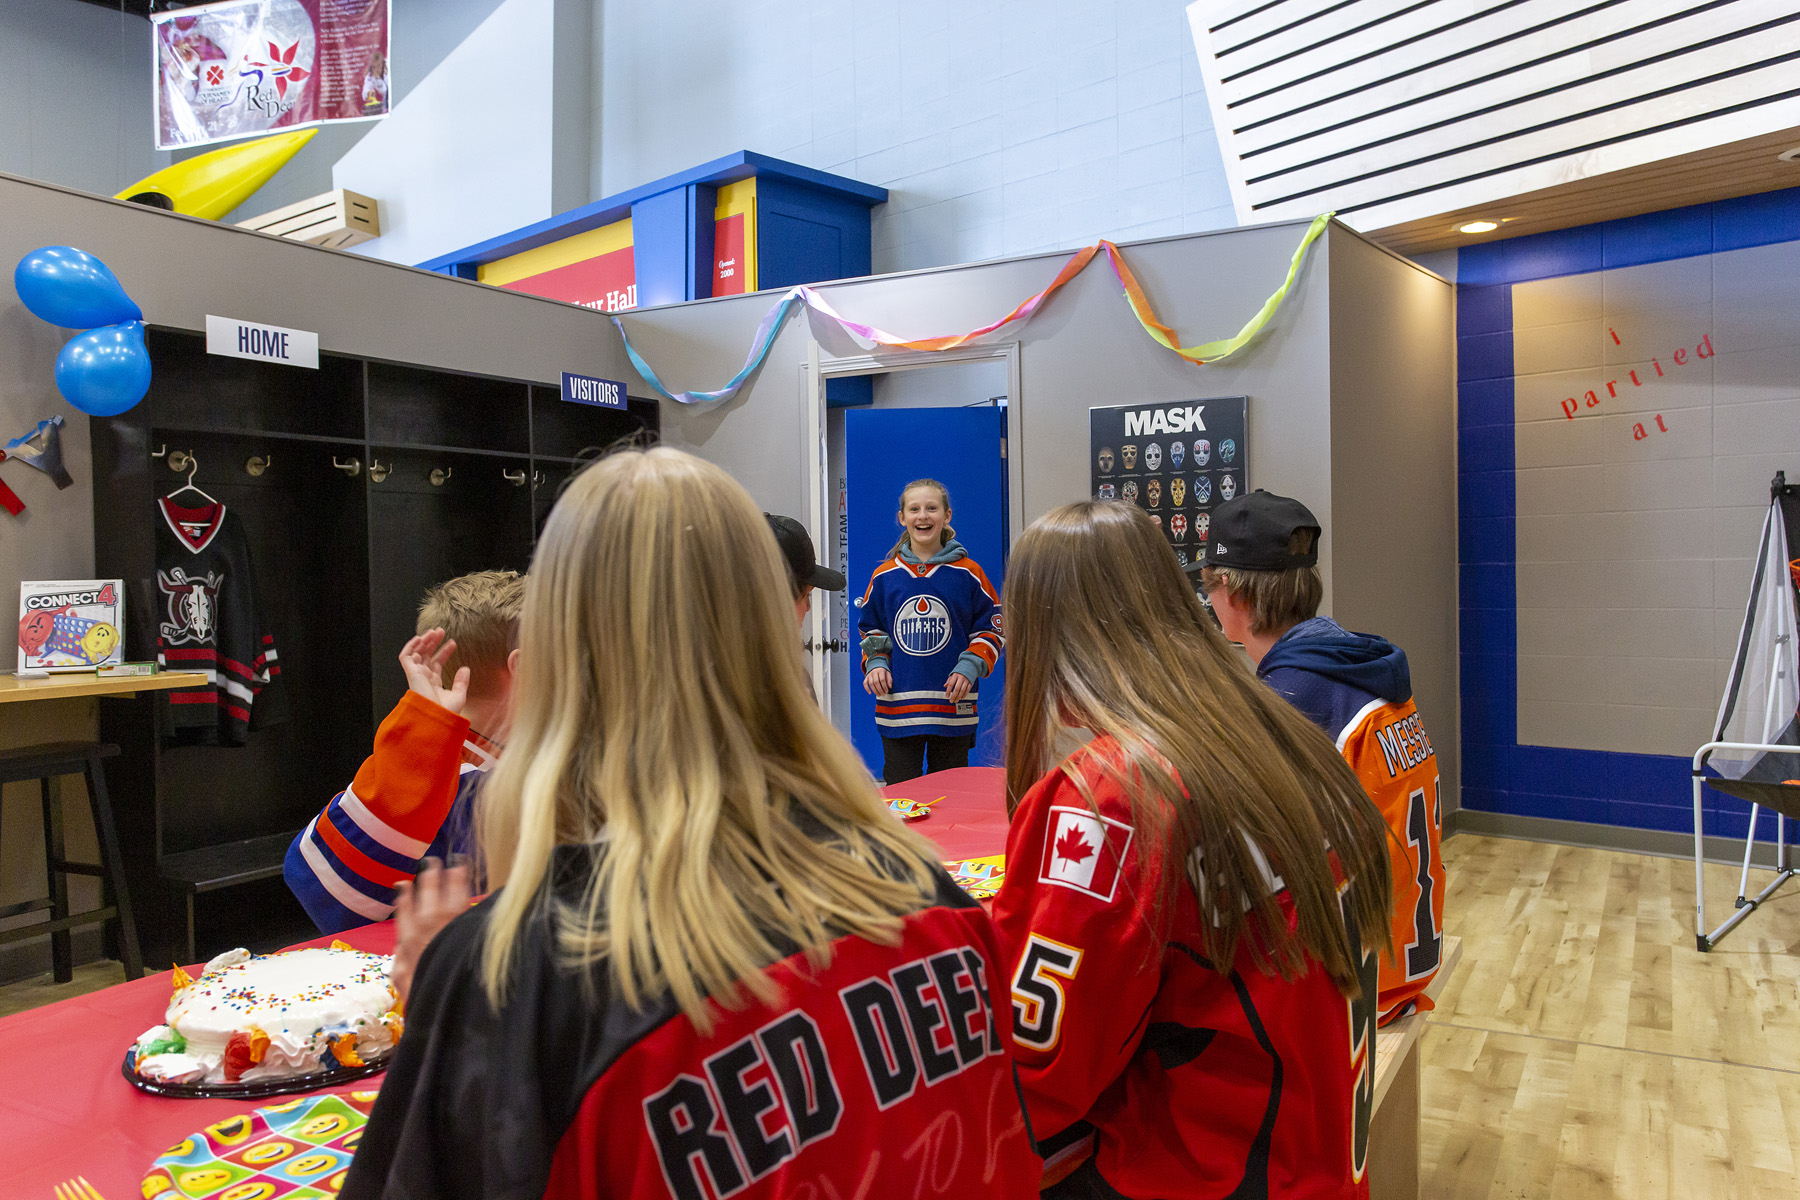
(1426, 833, 1800, 1198)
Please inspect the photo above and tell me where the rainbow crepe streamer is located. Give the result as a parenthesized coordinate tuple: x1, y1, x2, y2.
(610, 215, 1329, 406)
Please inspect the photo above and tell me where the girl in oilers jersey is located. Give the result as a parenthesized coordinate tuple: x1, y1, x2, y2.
(858, 479, 1003, 784)
(992, 500, 1393, 1199)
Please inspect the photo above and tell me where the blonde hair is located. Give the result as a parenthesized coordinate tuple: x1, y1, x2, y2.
(478, 448, 940, 1026)
(887, 478, 956, 558)
(415, 570, 526, 692)
(1199, 530, 1323, 636)
(1003, 501, 1391, 996)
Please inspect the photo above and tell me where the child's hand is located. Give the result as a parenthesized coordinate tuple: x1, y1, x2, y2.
(863, 667, 893, 696)
(944, 671, 973, 704)
(399, 629, 469, 715)
(390, 856, 473, 1006)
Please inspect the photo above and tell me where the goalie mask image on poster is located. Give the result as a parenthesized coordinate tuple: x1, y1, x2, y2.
(1090, 396, 1247, 556)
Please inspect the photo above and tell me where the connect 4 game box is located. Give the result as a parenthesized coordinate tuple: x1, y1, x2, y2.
(17, 579, 125, 673)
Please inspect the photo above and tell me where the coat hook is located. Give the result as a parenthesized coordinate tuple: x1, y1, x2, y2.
(531, 469, 545, 489)
(245, 453, 271, 477)
(429, 466, 452, 487)
(151, 444, 168, 459)
(332, 455, 361, 478)
(166, 449, 192, 473)
(369, 459, 390, 483)
(502, 468, 527, 486)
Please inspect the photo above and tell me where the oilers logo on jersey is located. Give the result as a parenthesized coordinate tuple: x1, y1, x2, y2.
(894, 595, 952, 656)
(158, 567, 224, 646)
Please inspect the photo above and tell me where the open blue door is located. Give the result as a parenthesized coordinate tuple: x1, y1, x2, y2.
(845, 406, 1007, 777)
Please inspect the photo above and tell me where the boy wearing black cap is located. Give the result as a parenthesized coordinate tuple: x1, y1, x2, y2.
(765, 513, 846, 625)
(1196, 489, 1446, 1027)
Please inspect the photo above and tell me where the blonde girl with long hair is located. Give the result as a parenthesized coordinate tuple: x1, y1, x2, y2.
(344, 448, 1038, 1200)
(990, 500, 1393, 1199)
(858, 479, 1004, 784)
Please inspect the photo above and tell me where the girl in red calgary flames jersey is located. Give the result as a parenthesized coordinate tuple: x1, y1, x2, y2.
(991, 501, 1394, 1200)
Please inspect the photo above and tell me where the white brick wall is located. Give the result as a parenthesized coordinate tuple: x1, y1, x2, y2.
(597, 0, 1235, 274)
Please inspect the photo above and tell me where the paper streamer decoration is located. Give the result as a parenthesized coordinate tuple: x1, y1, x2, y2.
(611, 214, 1331, 406)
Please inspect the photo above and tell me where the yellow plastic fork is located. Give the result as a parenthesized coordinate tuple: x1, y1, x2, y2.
(52, 1178, 107, 1200)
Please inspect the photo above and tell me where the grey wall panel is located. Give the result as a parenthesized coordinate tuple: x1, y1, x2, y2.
(631, 220, 1339, 583)
(1328, 231, 1460, 812)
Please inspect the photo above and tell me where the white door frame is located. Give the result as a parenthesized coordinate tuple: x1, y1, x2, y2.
(799, 340, 1024, 719)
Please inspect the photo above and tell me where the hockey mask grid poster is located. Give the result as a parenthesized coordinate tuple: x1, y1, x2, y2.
(1090, 397, 1247, 570)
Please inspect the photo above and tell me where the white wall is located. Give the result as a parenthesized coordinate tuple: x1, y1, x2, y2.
(598, 0, 1235, 273)
(0, 0, 167, 195)
(333, 0, 589, 266)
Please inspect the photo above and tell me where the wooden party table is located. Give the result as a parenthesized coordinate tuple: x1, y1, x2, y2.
(0, 670, 209, 704)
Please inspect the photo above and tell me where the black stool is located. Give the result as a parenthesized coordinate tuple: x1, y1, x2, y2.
(0, 742, 144, 981)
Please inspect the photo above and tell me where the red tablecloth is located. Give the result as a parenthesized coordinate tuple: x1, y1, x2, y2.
(0, 770, 1010, 1197)
(880, 765, 1009, 862)
(0, 922, 395, 1199)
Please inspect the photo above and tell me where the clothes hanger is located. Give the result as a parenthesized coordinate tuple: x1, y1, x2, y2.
(163, 452, 220, 508)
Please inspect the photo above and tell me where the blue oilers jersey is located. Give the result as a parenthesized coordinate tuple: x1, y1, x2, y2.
(857, 542, 1002, 739)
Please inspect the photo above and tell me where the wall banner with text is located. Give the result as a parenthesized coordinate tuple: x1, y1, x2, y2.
(1089, 397, 1248, 570)
(153, 0, 391, 151)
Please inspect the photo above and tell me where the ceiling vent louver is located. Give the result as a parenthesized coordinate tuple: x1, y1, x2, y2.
(1187, 0, 1800, 235)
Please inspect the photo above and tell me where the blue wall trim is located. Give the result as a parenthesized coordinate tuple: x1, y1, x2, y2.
(1456, 185, 1800, 840)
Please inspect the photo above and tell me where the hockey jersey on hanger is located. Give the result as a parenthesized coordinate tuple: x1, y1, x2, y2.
(155, 497, 285, 745)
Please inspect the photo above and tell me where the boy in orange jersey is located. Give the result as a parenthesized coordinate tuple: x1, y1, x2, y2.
(1197, 490, 1445, 1025)
(285, 571, 523, 933)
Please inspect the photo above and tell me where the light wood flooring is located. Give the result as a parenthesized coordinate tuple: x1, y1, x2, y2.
(1426, 833, 1800, 1198)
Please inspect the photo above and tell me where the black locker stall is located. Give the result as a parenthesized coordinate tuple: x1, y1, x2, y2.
(91, 329, 655, 964)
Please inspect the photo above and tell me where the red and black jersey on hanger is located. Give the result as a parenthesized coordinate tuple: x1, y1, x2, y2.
(154, 497, 285, 745)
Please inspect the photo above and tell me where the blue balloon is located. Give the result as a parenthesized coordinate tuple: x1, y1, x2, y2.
(55, 321, 151, 416)
(14, 245, 142, 329)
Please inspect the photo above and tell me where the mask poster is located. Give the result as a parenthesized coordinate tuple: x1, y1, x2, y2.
(1089, 397, 1248, 571)
(152, 0, 392, 150)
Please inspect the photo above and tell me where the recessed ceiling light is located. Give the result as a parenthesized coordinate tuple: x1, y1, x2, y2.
(1459, 220, 1500, 234)
(1779, 146, 1800, 163)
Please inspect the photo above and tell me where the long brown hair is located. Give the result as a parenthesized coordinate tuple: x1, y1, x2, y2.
(1003, 500, 1392, 995)
(478, 447, 941, 1026)
(887, 478, 956, 558)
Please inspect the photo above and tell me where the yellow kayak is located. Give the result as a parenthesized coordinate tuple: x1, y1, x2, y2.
(116, 128, 315, 220)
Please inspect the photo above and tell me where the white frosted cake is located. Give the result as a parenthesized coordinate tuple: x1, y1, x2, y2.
(129, 944, 401, 1086)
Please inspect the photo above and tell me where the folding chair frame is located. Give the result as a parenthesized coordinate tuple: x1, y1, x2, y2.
(1692, 741, 1800, 952)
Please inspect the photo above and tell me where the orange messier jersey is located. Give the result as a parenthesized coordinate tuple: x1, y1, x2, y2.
(1336, 697, 1444, 1024)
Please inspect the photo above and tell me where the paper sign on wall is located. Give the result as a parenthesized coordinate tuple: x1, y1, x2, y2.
(1089, 396, 1249, 572)
(206, 315, 320, 369)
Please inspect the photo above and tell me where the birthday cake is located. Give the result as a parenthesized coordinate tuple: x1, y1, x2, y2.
(128, 945, 401, 1088)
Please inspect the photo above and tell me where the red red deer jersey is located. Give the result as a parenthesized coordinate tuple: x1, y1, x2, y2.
(991, 741, 1376, 1199)
(340, 843, 1041, 1200)
(1257, 616, 1445, 1025)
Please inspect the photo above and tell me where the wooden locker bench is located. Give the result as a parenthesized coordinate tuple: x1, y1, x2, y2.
(1369, 935, 1462, 1200)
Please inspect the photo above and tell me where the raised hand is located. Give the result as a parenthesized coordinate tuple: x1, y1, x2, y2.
(390, 856, 473, 1006)
(398, 628, 469, 715)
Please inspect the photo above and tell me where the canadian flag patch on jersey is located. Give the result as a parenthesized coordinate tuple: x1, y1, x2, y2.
(1039, 805, 1133, 901)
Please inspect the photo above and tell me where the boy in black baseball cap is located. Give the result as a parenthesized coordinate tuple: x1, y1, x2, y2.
(765, 513, 846, 625)
(1194, 488, 1446, 1028)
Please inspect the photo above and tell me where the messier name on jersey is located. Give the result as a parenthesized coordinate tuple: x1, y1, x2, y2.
(1375, 712, 1434, 777)
(1123, 404, 1207, 437)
